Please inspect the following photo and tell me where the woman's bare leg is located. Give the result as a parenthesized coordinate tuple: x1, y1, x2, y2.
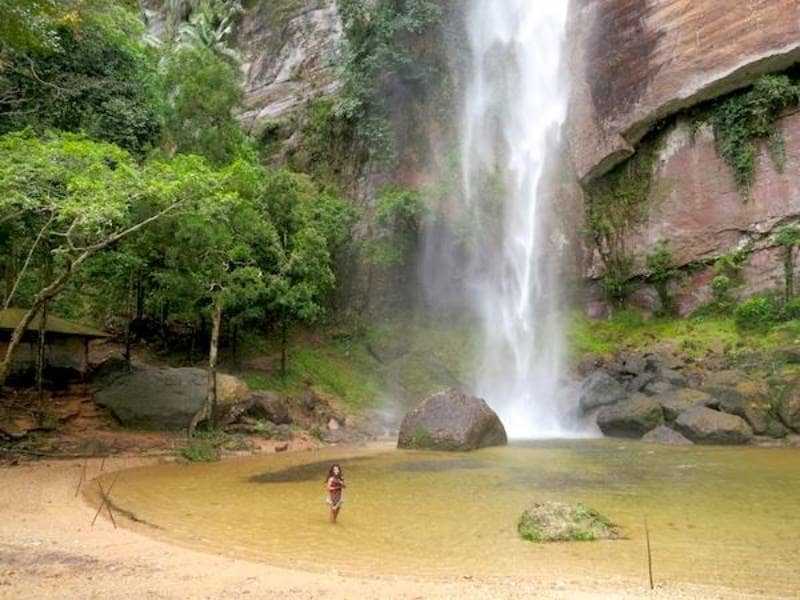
(332, 507, 340, 523)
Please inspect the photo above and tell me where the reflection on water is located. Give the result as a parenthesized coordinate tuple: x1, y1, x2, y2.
(101, 440, 800, 594)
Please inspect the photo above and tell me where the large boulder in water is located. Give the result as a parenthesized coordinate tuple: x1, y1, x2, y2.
(596, 394, 664, 438)
(397, 388, 507, 451)
(94, 366, 250, 430)
(674, 406, 753, 445)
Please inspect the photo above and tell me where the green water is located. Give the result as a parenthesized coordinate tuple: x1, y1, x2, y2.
(103, 441, 800, 594)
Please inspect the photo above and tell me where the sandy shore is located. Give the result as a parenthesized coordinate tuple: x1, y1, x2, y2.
(0, 455, 791, 600)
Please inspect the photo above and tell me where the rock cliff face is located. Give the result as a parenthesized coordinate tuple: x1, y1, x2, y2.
(568, 0, 800, 182)
(569, 0, 800, 313)
(237, 0, 342, 137)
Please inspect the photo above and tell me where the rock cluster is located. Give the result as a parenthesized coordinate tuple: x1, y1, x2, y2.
(579, 351, 800, 445)
(92, 363, 351, 439)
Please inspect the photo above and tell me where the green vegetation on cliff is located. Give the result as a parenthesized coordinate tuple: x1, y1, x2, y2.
(710, 74, 800, 195)
(584, 130, 667, 305)
(336, 0, 443, 162)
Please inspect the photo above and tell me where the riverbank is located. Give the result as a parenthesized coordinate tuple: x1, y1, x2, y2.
(0, 451, 794, 600)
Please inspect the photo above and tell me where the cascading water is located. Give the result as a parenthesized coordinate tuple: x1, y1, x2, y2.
(459, 0, 575, 437)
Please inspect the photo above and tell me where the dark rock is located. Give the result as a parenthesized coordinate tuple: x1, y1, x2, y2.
(646, 352, 684, 372)
(619, 354, 647, 376)
(643, 381, 675, 396)
(90, 354, 131, 389)
(674, 406, 754, 445)
(779, 386, 800, 432)
(250, 392, 291, 425)
(94, 366, 249, 430)
(749, 436, 787, 448)
(597, 394, 664, 438)
(641, 425, 693, 445)
(716, 381, 771, 434)
(654, 388, 715, 421)
(626, 372, 655, 394)
(659, 368, 688, 387)
(578, 370, 626, 412)
(765, 419, 789, 439)
(703, 370, 746, 387)
(397, 388, 507, 451)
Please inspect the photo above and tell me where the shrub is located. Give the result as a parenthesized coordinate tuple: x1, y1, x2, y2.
(734, 296, 781, 330)
(181, 440, 220, 462)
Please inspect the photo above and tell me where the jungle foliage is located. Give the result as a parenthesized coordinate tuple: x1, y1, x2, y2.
(0, 0, 356, 394)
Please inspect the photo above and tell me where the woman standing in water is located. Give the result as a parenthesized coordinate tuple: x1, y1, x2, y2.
(325, 464, 346, 523)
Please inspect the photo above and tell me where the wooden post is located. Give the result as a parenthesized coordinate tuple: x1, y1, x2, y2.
(645, 515, 654, 590)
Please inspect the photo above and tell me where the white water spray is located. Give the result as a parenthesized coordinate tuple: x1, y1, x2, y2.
(460, 0, 575, 437)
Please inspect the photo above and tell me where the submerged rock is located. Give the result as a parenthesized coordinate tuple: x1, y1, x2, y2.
(397, 388, 507, 451)
(578, 370, 626, 412)
(94, 367, 249, 430)
(517, 501, 620, 543)
(674, 406, 753, 445)
(641, 425, 693, 445)
(596, 394, 664, 438)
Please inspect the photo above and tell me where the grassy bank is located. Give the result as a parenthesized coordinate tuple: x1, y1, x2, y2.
(568, 309, 800, 366)
(233, 317, 479, 411)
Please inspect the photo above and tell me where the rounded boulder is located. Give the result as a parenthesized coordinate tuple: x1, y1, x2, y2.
(397, 388, 507, 451)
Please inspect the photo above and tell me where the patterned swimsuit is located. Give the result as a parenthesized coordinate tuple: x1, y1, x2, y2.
(327, 476, 344, 509)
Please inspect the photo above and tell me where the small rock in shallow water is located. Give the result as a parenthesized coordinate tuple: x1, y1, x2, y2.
(517, 501, 620, 543)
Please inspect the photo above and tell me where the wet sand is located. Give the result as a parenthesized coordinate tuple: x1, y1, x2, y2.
(0, 455, 791, 599)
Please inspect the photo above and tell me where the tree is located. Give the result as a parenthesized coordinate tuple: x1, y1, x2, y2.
(775, 225, 800, 302)
(175, 5, 241, 63)
(645, 240, 678, 315)
(161, 45, 247, 165)
(0, 130, 212, 385)
(1, 2, 163, 155)
(256, 170, 354, 375)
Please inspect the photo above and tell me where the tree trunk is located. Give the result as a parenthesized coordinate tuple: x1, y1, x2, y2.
(36, 300, 47, 397)
(188, 292, 222, 438)
(785, 245, 795, 302)
(124, 274, 133, 367)
(280, 317, 288, 377)
(231, 322, 238, 368)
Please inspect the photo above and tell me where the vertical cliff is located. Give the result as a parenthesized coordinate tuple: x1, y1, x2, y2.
(568, 0, 800, 315)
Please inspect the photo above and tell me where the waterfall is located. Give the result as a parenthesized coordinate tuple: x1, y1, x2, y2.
(458, 0, 575, 437)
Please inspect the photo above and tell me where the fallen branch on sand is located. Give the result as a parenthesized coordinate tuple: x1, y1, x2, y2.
(91, 474, 120, 529)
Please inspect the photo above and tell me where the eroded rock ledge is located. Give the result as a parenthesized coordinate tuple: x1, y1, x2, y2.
(568, 0, 800, 183)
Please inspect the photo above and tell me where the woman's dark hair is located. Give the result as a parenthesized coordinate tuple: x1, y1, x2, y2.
(326, 463, 343, 481)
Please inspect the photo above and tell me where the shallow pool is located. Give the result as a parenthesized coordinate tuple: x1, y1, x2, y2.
(101, 440, 800, 594)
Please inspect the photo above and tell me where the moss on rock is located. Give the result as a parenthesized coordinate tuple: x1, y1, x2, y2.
(517, 501, 620, 543)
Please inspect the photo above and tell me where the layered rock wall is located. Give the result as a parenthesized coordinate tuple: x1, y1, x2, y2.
(570, 0, 800, 314)
(237, 0, 342, 136)
(568, 0, 800, 182)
